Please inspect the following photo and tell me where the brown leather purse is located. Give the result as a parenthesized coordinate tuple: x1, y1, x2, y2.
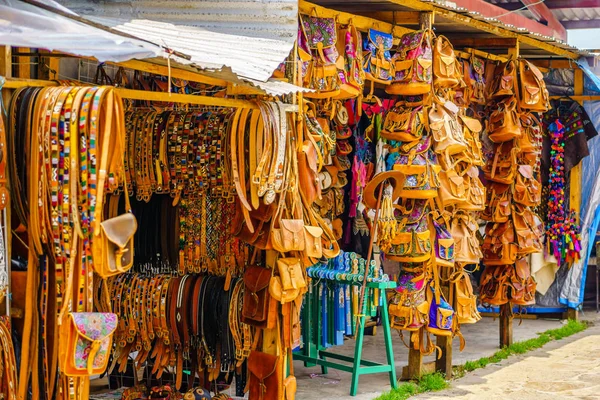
(512, 204, 543, 257)
(517, 60, 549, 112)
(480, 265, 512, 305)
(513, 165, 541, 207)
(482, 221, 517, 266)
(490, 60, 517, 98)
(482, 182, 512, 222)
(510, 258, 537, 306)
(248, 349, 283, 400)
(243, 265, 276, 328)
(298, 139, 321, 205)
(488, 98, 522, 143)
(483, 140, 519, 184)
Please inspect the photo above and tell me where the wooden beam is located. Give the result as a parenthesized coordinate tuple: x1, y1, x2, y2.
(451, 37, 518, 49)
(550, 95, 600, 102)
(456, 48, 508, 62)
(383, 0, 578, 58)
(300, 1, 413, 39)
(15, 48, 31, 79)
(435, 335, 452, 379)
(499, 303, 513, 347)
(359, 11, 422, 25)
(0, 47, 11, 77)
(532, 59, 579, 69)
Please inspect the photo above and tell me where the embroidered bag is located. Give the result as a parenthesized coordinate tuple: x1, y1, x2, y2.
(389, 268, 429, 331)
(388, 29, 433, 95)
(335, 22, 365, 98)
(381, 105, 427, 142)
(469, 55, 486, 105)
(431, 211, 455, 268)
(59, 312, 118, 376)
(363, 29, 394, 84)
(426, 286, 454, 336)
(300, 15, 342, 98)
(387, 199, 431, 263)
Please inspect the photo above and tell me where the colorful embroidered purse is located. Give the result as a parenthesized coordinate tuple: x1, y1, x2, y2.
(389, 268, 429, 331)
(388, 30, 433, 95)
(387, 199, 431, 263)
(363, 29, 395, 84)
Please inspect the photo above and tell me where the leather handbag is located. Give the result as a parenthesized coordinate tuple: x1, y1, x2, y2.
(386, 199, 431, 263)
(362, 29, 395, 84)
(248, 349, 283, 400)
(59, 312, 118, 376)
(450, 210, 483, 264)
(513, 165, 541, 207)
(272, 219, 306, 253)
(480, 265, 511, 305)
(426, 285, 455, 337)
(452, 271, 481, 324)
(510, 258, 537, 306)
(482, 221, 518, 266)
(298, 139, 321, 205)
(388, 29, 433, 95)
(512, 204, 543, 257)
(517, 59, 549, 112)
(482, 182, 512, 222)
(381, 105, 427, 142)
(432, 35, 460, 88)
(242, 265, 274, 327)
(335, 22, 365, 99)
(303, 225, 323, 259)
(438, 168, 466, 207)
(458, 114, 484, 166)
(269, 276, 300, 304)
(95, 204, 137, 278)
(488, 98, 522, 143)
(389, 269, 429, 331)
(429, 100, 468, 160)
(518, 112, 542, 154)
(483, 140, 519, 184)
(456, 166, 486, 212)
(300, 15, 342, 98)
(390, 137, 442, 199)
(276, 258, 307, 292)
(490, 60, 517, 98)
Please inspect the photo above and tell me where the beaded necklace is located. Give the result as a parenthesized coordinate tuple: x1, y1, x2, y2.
(546, 120, 582, 264)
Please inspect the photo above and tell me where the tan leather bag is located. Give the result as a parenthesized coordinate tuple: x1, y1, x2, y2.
(483, 140, 519, 184)
(303, 225, 323, 259)
(488, 98, 522, 143)
(298, 139, 321, 205)
(513, 165, 541, 207)
(433, 35, 460, 88)
(513, 204, 543, 257)
(517, 60, 549, 112)
(272, 219, 306, 253)
(456, 166, 485, 212)
(480, 265, 511, 306)
(490, 60, 517, 98)
(458, 114, 484, 166)
(518, 112, 542, 153)
(450, 211, 482, 264)
(453, 270, 481, 324)
(429, 100, 467, 160)
(482, 221, 518, 266)
(248, 349, 283, 400)
(482, 182, 512, 222)
(269, 276, 300, 304)
(438, 168, 466, 207)
(276, 258, 306, 292)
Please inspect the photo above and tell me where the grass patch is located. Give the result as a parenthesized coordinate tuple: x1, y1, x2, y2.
(374, 372, 448, 400)
(375, 320, 588, 400)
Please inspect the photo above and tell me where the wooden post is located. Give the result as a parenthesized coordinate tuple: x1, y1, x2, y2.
(407, 329, 424, 379)
(419, 11, 434, 30)
(499, 303, 513, 347)
(38, 50, 60, 80)
(435, 335, 453, 378)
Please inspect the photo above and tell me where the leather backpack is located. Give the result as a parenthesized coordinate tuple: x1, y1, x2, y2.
(452, 270, 481, 324)
(433, 35, 460, 88)
(389, 268, 429, 331)
(482, 182, 512, 222)
(335, 22, 365, 99)
(300, 15, 342, 98)
(490, 60, 517, 98)
(488, 98, 522, 143)
(390, 137, 442, 199)
(431, 210, 455, 268)
(456, 165, 486, 212)
(458, 114, 484, 166)
(381, 105, 428, 142)
(363, 29, 395, 84)
(517, 112, 542, 154)
(387, 29, 433, 95)
(513, 204, 543, 257)
(482, 221, 518, 266)
(510, 258, 537, 306)
(517, 59, 549, 112)
(429, 99, 468, 161)
(513, 165, 541, 207)
(248, 348, 283, 400)
(438, 167, 466, 207)
(450, 210, 482, 264)
(483, 140, 519, 184)
(387, 200, 431, 263)
(480, 265, 511, 305)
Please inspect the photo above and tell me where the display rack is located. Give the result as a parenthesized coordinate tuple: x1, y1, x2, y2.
(294, 279, 398, 397)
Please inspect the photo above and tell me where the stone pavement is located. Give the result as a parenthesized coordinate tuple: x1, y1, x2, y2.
(294, 316, 565, 400)
(413, 321, 600, 400)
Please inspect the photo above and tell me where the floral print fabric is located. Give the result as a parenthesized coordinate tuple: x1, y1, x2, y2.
(72, 312, 118, 370)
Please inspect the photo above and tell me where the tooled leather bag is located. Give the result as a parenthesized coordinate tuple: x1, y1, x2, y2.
(512, 204, 543, 257)
(363, 29, 395, 84)
(433, 35, 460, 88)
(483, 140, 519, 184)
(482, 182, 512, 222)
(388, 29, 433, 95)
(510, 258, 536, 306)
(488, 98, 522, 143)
(389, 269, 429, 331)
(387, 199, 431, 263)
(300, 15, 342, 98)
(479, 265, 511, 306)
(482, 221, 518, 266)
(390, 136, 442, 199)
(513, 165, 541, 207)
(517, 59, 549, 112)
(271, 219, 306, 253)
(450, 210, 483, 264)
(381, 105, 427, 142)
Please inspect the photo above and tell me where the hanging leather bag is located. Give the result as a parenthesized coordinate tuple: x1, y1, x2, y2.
(513, 165, 541, 207)
(381, 105, 428, 142)
(482, 182, 512, 222)
(483, 140, 519, 184)
(243, 265, 276, 328)
(488, 98, 522, 143)
(513, 204, 543, 257)
(482, 221, 518, 266)
(363, 29, 395, 84)
(433, 35, 460, 88)
(510, 258, 537, 306)
(517, 59, 549, 112)
(388, 29, 433, 95)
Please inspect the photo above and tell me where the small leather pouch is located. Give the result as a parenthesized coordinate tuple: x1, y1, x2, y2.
(272, 219, 306, 252)
(276, 258, 306, 291)
(248, 350, 283, 400)
(303, 225, 323, 259)
(96, 212, 137, 278)
(242, 266, 273, 327)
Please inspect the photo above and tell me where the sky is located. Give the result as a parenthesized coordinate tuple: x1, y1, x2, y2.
(567, 29, 600, 50)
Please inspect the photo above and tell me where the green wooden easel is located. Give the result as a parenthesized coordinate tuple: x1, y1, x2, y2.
(293, 279, 398, 396)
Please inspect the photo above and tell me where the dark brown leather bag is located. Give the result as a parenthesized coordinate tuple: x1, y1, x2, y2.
(248, 350, 283, 400)
(243, 266, 273, 327)
(510, 258, 537, 306)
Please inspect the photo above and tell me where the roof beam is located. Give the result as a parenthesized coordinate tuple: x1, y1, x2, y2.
(449, 37, 518, 49)
(561, 19, 600, 29)
(544, 0, 600, 9)
(382, 0, 577, 57)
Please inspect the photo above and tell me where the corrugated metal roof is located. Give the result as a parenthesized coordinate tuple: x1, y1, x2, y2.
(56, 0, 298, 82)
(552, 7, 600, 23)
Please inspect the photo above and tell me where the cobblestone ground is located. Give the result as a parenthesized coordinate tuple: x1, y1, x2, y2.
(414, 322, 600, 400)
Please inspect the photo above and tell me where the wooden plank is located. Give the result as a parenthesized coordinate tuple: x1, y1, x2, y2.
(110, 59, 228, 87)
(360, 11, 422, 25)
(451, 37, 518, 49)
(0, 47, 11, 77)
(406, 329, 424, 379)
(38, 50, 60, 80)
(532, 59, 579, 69)
(435, 335, 453, 379)
(299, 1, 412, 39)
(499, 303, 513, 347)
(15, 47, 31, 79)
(419, 11, 434, 30)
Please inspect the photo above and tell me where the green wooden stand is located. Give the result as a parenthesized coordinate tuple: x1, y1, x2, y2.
(294, 280, 398, 396)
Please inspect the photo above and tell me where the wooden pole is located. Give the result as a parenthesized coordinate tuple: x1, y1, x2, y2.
(499, 303, 513, 347)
